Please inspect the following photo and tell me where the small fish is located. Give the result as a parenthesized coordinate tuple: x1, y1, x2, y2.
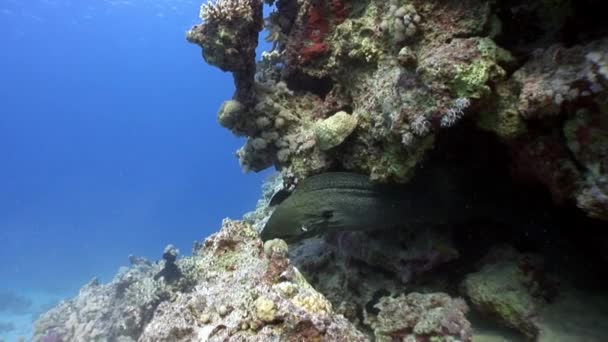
(260, 168, 494, 242)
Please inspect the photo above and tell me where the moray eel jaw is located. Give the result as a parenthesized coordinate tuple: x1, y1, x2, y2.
(260, 172, 397, 242)
(260, 203, 332, 242)
(261, 164, 527, 242)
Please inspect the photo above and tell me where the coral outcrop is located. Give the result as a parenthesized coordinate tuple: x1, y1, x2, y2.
(461, 246, 548, 339)
(188, 0, 607, 222)
(501, 39, 608, 220)
(33, 255, 174, 341)
(33, 220, 365, 341)
(368, 292, 472, 342)
(187, 0, 264, 101)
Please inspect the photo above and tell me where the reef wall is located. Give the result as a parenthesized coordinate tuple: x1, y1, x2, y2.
(189, 0, 607, 220)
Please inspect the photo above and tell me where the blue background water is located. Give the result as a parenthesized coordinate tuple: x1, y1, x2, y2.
(0, 1, 271, 336)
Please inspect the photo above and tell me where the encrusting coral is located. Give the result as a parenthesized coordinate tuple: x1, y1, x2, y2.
(187, 0, 607, 220)
(367, 292, 472, 342)
(461, 245, 549, 339)
(33, 220, 366, 341)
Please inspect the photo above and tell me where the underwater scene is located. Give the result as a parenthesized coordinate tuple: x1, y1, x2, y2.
(1, 0, 608, 341)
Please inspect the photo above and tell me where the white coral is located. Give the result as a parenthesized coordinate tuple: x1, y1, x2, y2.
(587, 51, 608, 80)
(441, 98, 470, 128)
(410, 115, 430, 136)
(125, 278, 164, 308)
(200, 0, 256, 23)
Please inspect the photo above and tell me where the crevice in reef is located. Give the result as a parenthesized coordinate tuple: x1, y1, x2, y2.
(432, 118, 608, 254)
(284, 70, 334, 98)
(493, 0, 552, 58)
(494, 0, 608, 61)
(561, 0, 608, 47)
(434, 121, 607, 296)
(296, 119, 608, 340)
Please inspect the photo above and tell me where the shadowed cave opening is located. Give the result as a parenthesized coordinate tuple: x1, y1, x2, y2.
(408, 120, 608, 291)
(494, 0, 608, 61)
(299, 119, 608, 339)
(284, 69, 335, 98)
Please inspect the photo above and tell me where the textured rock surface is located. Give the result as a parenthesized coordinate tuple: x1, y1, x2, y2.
(461, 246, 549, 339)
(33, 259, 172, 341)
(188, 0, 607, 220)
(505, 39, 608, 220)
(368, 292, 472, 342)
(33, 220, 365, 341)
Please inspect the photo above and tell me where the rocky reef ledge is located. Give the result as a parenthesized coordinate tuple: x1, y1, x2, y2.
(34, 220, 367, 341)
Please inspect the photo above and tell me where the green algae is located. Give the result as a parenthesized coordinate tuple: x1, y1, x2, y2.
(451, 39, 512, 99)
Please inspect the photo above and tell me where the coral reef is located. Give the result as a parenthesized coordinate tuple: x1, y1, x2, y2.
(33, 220, 364, 341)
(33, 0, 608, 341)
(313, 110, 358, 151)
(187, 0, 264, 102)
(33, 259, 170, 341)
(504, 39, 608, 219)
(284, 227, 465, 339)
(368, 292, 472, 342)
(331, 229, 458, 284)
(187, 0, 607, 220)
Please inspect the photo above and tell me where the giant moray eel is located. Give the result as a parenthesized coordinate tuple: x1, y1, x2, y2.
(260, 167, 513, 242)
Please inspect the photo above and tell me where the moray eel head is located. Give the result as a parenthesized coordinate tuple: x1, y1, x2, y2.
(260, 192, 334, 242)
(260, 172, 377, 243)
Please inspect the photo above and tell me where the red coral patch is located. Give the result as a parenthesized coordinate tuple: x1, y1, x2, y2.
(301, 42, 329, 63)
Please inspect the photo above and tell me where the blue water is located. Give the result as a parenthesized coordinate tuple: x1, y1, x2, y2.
(0, 1, 271, 338)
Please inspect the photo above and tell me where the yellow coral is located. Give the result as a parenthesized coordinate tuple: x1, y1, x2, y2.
(273, 282, 299, 298)
(254, 296, 278, 322)
(292, 292, 332, 315)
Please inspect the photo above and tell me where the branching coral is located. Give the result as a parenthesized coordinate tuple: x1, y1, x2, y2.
(200, 0, 256, 23)
(187, 0, 263, 102)
(441, 98, 471, 128)
(380, 0, 421, 45)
